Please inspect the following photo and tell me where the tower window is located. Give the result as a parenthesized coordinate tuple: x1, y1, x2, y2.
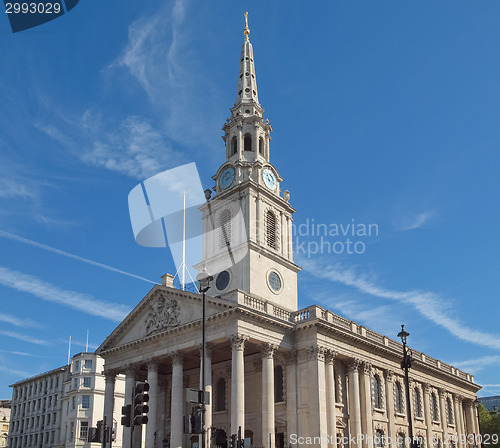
(274, 365, 284, 403)
(216, 378, 226, 411)
(373, 374, 383, 409)
(244, 134, 252, 151)
(219, 209, 232, 248)
(414, 387, 423, 418)
(259, 137, 264, 155)
(395, 381, 404, 414)
(266, 210, 277, 249)
(431, 392, 439, 421)
(231, 136, 237, 155)
(447, 397, 453, 425)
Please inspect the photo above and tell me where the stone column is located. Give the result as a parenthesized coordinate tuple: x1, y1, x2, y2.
(170, 352, 184, 448)
(231, 335, 247, 439)
(454, 395, 465, 448)
(439, 389, 447, 436)
(123, 367, 136, 448)
(464, 400, 477, 448)
(103, 371, 116, 448)
(348, 359, 362, 447)
(325, 351, 338, 448)
(360, 362, 374, 448)
(307, 345, 328, 448)
(261, 343, 277, 448)
(385, 370, 396, 444)
(199, 345, 213, 448)
(422, 384, 433, 445)
(286, 351, 298, 442)
(146, 360, 159, 448)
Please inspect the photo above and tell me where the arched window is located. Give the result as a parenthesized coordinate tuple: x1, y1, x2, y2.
(431, 392, 439, 421)
(373, 375, 383, 409)
(231, 136, 237, 155)
(375, 430, 385, 448)
(395, 381, 404, 414)
(244, 133, 252, 151)
(266, 210, 277, 249)
(219, 209, 231, 248)
(215, 378, 226, 412)
(274, 365, 284, 403)
(259, 137, 264, 155)
(414, 388, 423, 418)
(447, 397, 453, 425)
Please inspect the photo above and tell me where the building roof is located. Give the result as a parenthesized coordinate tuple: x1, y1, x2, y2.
(9, 365, 68, 388)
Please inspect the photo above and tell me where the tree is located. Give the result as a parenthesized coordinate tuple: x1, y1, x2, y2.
(478, 403, 500, 448)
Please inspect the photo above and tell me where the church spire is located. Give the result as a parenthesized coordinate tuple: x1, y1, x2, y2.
(222, 12, 271, 164)
(235, 12, 260, 107)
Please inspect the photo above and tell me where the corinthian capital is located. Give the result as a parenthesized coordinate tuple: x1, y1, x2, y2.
(324, 349, 337, 364)
(348, 358, 362, 372)
(230, 334, 248, 351)
(260, 342, 278, 359)
(306, 345, 325, 361)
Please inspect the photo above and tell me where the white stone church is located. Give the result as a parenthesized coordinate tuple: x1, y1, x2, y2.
(96, 16, 481, 448)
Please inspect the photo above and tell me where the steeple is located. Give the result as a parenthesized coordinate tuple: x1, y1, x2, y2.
(235, 12, 260, 109)
(196, 13, 301, 311)
(222, 12, 272, 164)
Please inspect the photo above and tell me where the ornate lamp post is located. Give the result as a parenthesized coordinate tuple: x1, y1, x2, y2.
(197, 271, 213, 448)
(398, 325, 416, 448)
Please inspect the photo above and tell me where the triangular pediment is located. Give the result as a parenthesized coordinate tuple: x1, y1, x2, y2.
(97, 285, 234, 352)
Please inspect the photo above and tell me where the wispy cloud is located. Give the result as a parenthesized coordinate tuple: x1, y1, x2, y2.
(115, 0, 221, 148)
(0, 266, 132, 322)
(0, 330, 51, 346)
(0, 229, 157, 285)
(0, 312, 44, 329)
(449, 355, 500, 373)
(0, 177, 37, 200)
(396, 210, 434, 231)
(0, 349, 43, 357)
(300, 258, 500, 350)
(80, 113, 185, 180)
(0, 364, 34, 379)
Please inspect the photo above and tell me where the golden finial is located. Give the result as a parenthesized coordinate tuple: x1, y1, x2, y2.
(244, 11, 250, 41)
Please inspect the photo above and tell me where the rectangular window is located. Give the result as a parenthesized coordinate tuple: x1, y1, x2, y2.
(74, 360, 80, 372)
(84, 359, 92, 369)
(79, 421, 89, 440)
(70, 422, 74, 440)
(73, 378, 78, 390)
(82, 395, 90, 409)
(55, 376, 59, 388)
(72, 397, 75, 410)
(83, 377, 91, 388)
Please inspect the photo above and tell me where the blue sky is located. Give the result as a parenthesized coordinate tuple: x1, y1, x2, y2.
(0, 0, 499, 399)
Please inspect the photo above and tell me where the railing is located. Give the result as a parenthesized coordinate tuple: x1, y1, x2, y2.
(240, 292, 474, 383)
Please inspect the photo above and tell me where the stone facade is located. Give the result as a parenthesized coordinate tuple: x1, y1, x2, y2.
(96, 15, 482, 448)
(0, 400, 10, 447)
(8, 353, 125, 448)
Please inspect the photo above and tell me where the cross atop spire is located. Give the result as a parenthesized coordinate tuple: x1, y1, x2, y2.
(234, 11, 260, 109)
(244, 11, 250, 41)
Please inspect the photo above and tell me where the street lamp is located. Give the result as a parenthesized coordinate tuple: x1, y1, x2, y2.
(398, 325, 416, 448)
(197, 271, 213, 448)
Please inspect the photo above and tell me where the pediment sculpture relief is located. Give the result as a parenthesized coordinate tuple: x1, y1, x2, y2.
(145, 295, 181, 336)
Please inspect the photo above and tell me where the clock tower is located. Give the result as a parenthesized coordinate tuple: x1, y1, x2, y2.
(195, 13, 300, 311)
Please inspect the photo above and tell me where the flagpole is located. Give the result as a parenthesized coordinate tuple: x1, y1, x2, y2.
(182, 192, 186, 290)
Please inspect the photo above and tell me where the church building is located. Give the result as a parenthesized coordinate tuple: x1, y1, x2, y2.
(96, 15, 482, 448)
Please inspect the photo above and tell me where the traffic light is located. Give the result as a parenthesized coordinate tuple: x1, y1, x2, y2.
(133, 382, 150, 425)
(121, 404, 131, 427)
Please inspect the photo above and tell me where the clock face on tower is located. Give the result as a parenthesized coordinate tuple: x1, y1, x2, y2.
(219, 166, 236, 190)
(262, 168, 277, 191)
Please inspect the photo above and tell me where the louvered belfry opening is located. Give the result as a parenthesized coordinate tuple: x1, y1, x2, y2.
(266, 210, 276, 249)
(220, 209, 232, 248)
